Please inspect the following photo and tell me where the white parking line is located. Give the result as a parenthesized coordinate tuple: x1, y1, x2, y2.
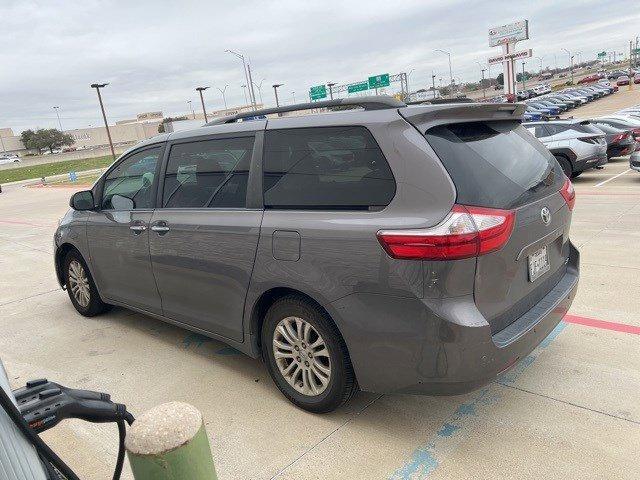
(594, 169, 632, 188)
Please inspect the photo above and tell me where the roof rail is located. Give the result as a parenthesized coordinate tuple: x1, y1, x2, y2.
(406, 97, 475, 105)
(205, 95, 406, 125)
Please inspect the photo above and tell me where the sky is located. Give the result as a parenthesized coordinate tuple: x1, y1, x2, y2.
(1, 0, 639, 133)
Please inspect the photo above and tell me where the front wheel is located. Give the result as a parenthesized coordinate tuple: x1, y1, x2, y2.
(261, 295, 356, 413)
(64, 251, 110, 317)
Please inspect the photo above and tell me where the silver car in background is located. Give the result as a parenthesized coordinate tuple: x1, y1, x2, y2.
(525, 119, 608, 177)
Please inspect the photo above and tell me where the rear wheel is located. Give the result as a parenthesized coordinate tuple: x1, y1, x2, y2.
(554, 154, 573, 178)
(64, 250, 110, 317)
(261, 295, 356, 413)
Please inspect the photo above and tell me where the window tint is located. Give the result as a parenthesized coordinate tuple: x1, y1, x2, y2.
(425, 121, 563, 209)
(102, 147, 162, 210)
(163, 136, 254, 208)
(263, 126, 395, 210)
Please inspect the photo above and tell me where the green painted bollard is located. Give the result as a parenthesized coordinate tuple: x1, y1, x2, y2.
(125, 402, 218, 480)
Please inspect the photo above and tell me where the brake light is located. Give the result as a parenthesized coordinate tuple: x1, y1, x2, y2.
(377, 205, 515, 261)
(612, 133, 628, 142)
(560, 179, 575, 211)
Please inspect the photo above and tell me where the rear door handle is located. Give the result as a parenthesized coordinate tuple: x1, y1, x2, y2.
(150, 221, 170, 235)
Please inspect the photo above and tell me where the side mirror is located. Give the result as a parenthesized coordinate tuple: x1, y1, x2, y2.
(69, 190, 94, 211)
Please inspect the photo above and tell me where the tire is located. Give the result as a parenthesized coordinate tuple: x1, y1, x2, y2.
(261, 295, 356, 413)
(554, 154, 573, 178)
(63, 250, 110, 317)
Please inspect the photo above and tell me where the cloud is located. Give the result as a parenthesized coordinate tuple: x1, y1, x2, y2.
(0, 0, 637, 132)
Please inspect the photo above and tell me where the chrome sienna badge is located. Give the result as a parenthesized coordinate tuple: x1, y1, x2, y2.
(540, 207, 551, 225)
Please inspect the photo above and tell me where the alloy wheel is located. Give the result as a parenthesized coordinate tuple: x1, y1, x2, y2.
(272, 316, 331, 396)
(68, 260, 90, 308)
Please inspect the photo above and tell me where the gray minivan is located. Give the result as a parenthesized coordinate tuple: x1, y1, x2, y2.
(55, 97, 579, 412)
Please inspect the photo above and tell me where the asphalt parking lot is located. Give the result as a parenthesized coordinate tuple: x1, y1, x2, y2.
(1, 90, 639, 479)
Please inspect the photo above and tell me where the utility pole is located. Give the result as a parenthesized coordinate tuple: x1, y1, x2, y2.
(247, 63, 258, 109)
(90, 83, 115, 161)
(187, 100, 195, 119)
(562, 48, 574, 84)
(195, 86, 210, 123)
(327, 82, 336, 100)
(52, 106, 63, 131)
(272, 84, 283, 107)
(225, 50, 254, 109)
(216, 85, 228, 110)
(436, 49, 453, 97)
(481, 69, 486, 98)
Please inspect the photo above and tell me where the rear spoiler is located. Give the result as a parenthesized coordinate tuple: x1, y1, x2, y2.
(399, 102, 526, 132)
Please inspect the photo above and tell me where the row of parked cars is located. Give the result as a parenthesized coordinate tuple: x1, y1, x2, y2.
(523, 81, 617, 121)
(523, 103, 640, 178)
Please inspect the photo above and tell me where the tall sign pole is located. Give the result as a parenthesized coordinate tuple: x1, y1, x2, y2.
(488, 20, 530, 101)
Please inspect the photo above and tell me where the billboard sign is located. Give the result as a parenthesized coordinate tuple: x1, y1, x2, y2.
(489, 20, 529, 47)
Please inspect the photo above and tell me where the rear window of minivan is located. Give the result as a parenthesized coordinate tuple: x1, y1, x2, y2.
(425, 121, 564, 209)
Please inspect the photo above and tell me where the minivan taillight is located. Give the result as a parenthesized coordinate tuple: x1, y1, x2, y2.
(560, 179, 575, 211)
(377, 205, 515, 261)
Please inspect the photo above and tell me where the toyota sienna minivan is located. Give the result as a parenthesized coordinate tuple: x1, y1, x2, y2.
(55, 97, 579, 412)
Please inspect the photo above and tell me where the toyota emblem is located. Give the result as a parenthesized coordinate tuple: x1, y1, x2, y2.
(541, 207, 551, 225)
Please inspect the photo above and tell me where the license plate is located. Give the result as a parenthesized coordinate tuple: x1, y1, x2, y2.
(528, 246, 550, 282)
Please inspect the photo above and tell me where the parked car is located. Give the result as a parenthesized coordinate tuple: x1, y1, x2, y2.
(608, 70, 627, 80)
(590, 123, 636, 158)
(0, 154, 21, 165)
(524, 119, 608, 177)
(617, 75, 630, 86)
(54, 97, 579, 413)
(596, 116, 640, 141)
(631, 150, 640, 172)
(578, 74, 599, 84)
(527, 102, 560, 116)
(532, 84, 551, 96)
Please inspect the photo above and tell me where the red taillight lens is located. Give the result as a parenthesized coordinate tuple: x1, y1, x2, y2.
(612, 133, 626, 142)
(377, 205, 515, 261)
(560, 179, 575, 211)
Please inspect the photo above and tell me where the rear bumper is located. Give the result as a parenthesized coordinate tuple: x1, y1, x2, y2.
(331, 243, 579, 395)
(575, 151, 607, 171)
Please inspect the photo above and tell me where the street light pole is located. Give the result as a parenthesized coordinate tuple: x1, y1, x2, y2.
(195, 86, 210, 123)
(90, 83, 116, 161)
(187, 100, 195, 119)
(217, 85, 229, 110)
(247, 63, 258, 109)
(562, 48, 574, 84)
(241, 84, 248, 105)
(52, 106, 63, 131)
(252, 78, 265, 105)
(521, 61, 526, 90)
(327, 82, 336, 100)
(436, 49, 453, 97)
(225, 50, 255, 109)
(431, 73, 436, 97)
(292, 91, 296, 104)
(272, 84, 283, 107)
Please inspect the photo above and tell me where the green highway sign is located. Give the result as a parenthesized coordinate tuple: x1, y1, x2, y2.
(633, 48, 640, 55)
(368, 73, 390, 89)
(309, 84, 327, 100)
(597, 51, 607, 58)
(347, 81, 369, 93)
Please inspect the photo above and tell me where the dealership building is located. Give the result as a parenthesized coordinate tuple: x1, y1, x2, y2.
(0, 104, 258, 156)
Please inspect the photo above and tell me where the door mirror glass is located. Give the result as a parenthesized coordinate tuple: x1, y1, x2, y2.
(110, 194, 135, 211)
(69, 190, 94, 210)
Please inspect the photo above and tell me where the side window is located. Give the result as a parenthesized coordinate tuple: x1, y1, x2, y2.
(263, 126, 395, 210)
(101, 147, 162, 210)
(162, 136, 254, 209)
(530, 125, 549, 138)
